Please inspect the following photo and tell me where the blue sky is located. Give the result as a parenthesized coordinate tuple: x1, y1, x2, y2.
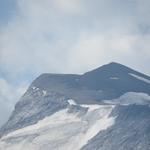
(0, 0, 17, 25)
(0, 0, 150, 127)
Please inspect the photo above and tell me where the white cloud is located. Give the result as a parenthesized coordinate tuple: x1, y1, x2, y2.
(0, 0, 149, 77)
(0, 78, 28, 127)
(0, 0, 150, 127)
(53, 0, 84, 14)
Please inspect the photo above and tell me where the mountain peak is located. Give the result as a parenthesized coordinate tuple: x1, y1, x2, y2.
(107, 62, 122, 65)
(84, 62, 131, 76)
(99, 61, 131, 69)
(104, 62, 130, 69)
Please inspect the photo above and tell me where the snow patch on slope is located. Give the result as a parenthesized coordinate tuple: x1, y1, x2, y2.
(129, 73, 150, 84)
(42, 90, 47, 96)
(0, 104, 115, 150)
(109, 77, 119, 80)
(104, 92, 150, 105)
(68, 99, 77, 105)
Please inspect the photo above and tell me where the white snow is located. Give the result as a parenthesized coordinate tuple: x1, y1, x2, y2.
(36, 88, 39, 91)
(104, 92, 150, 105)
(68, 99, 77, 105)
(79, 105, 115, 147)
(0, 104, 115, 150)
(32, 87, 40, 91)
(81, 115, 114, 146)
(32, 86, 36, 90)
(109, 77, 119, 80)
(42, 90, 47, 96)
(129, 73, 150, 84)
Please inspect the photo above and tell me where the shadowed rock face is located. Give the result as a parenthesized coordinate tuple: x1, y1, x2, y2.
(0, 62, 150, 137)
(30, 62, 150, 103)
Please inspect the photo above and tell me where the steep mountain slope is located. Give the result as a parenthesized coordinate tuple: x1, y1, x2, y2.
(82, 105, 150, 150)
(0, 62, 150, 150)
(0, 104, 115, 150)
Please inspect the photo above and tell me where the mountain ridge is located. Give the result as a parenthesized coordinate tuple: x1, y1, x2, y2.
(0, 62, 150, 150)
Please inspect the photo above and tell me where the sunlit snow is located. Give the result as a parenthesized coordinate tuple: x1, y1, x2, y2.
(104, 92, 150, 105)
(0, 104, 115, 150)
(129, 73, 150, 84)
(42, 90, 47, 96)
(68, 99, 77, 105)
(109, 77, 119, 80)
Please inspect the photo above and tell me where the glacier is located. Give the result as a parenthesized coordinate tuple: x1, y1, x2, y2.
(0, 103, 115, 150)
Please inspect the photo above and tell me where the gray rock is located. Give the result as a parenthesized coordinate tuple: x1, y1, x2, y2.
(82, 105, 150, 150)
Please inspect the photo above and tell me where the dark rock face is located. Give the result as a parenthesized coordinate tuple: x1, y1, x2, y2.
(81, 105, 150, 150)
(30, 62, 150, 103)
(0, 62, 150, 137)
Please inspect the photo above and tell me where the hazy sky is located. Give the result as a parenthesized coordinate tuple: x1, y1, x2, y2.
(0, 0, 150, 127)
